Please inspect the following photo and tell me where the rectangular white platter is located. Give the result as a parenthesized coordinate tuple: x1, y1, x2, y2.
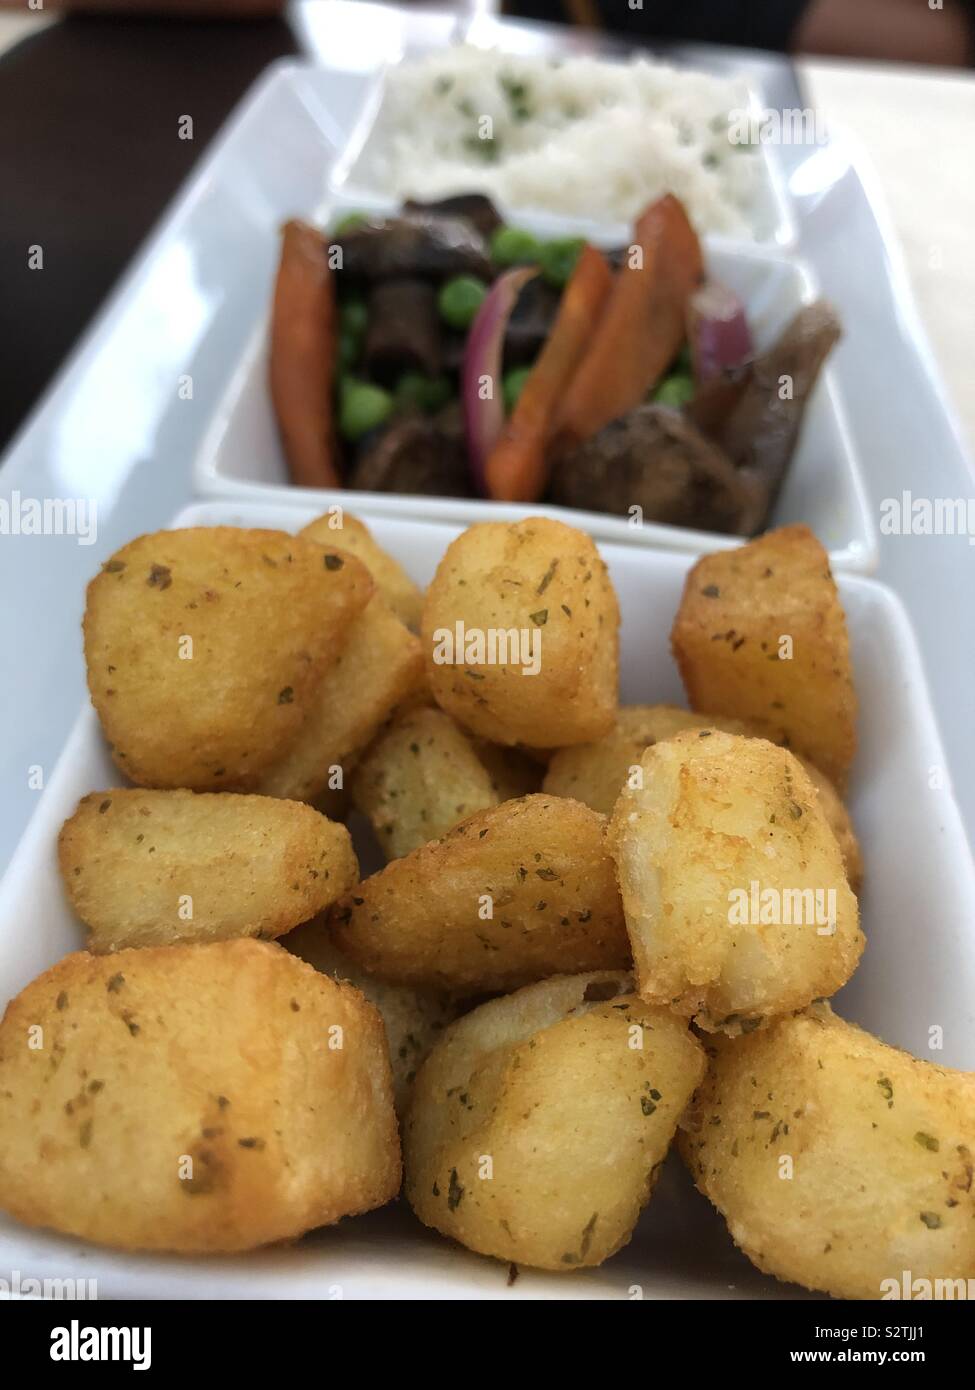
(1, 499, 971, 1301)
(2, 2, 973, 886)
(190, 51, 875, 573)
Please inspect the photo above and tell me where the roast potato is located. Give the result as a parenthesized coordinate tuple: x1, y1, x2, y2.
(545, 705, 862, 890)
(608, 729, 863, 1032)
(58, 789, 357, 952)
(543, 704, 754, 816)
(405, 971, 705, 1270)
(421, 518, 619, 747)
(258, 593, 424, 802)
(351, 706, 502, 859)
(83, 527, 373, 790)
(671, 525, 857, 788)
(300, 509, 423, 631)
(331, 794, 629, 992)
(680, 1004, 975, 1300)
(0, 940, 400, 1252)
(287, 918, 456, 1113)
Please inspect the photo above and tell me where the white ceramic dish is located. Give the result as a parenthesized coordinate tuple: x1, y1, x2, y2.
(190, 62, 873, 572)
(1, 498, 971, 1300)
(194, 187, 875, 573)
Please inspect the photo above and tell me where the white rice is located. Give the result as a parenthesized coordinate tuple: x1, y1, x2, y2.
(358, 46, 765, 239)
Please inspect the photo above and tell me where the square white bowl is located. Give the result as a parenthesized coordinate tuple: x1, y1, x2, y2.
(193, 182, 876, 572)
(0, 498, 968, 1300)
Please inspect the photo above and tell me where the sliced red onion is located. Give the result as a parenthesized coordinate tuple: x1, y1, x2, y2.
(687, 280, 754, 384)
(462, 266, 538, 496)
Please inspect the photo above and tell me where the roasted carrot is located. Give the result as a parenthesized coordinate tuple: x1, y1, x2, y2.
(485, 245, 613, 502)
(269, 219, 341, 489)
(556, 195, 704, 444)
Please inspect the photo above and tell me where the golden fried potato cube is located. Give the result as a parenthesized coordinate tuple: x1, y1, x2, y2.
(679, 1004, 975, 1300)
(796, 755, 863, 893)
(543, 704, 755, 816)
(58, 789, 358, 952)
(258, 593, 425, 802)
(405, 971, 705, 1271)
(351, 706, 502, 859)
(670, 525, 857, 788)
(287, 918, 456, 1114)
(300, 509, 423, 631)
(608, 730, 863, 1032)
(331, 794, 629, 992)
(545, 707, 862, 890)
(83, 527, 373, 790)
(421, 518, 619, 747)
(0, 940, 400, 1252)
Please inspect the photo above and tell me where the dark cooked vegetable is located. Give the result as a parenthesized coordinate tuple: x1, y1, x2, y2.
(491, 225, 542, 267)
(557, 195, 704, 444)
(338, 378, 394, 443)
(548, 404, 765, 535)
(364, 277, 442, 382)
(333, 212, 492, 281)
(269, 219, 342, 488)
(348, 407, 471, 497)
(404, 194, 502, 238)
(438, 275, 489, 330)
(538, 236, 586, 288)
(503, 276, 563, 366)
(698, 301, 842, 525)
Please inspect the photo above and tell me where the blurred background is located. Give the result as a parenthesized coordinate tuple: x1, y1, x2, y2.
(1, 0, 973, 457)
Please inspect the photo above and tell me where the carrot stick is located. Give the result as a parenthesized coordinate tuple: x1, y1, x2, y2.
(269, 219, 341, 489)
(485, 245, 613, 502)
(556, 195, 704, 444)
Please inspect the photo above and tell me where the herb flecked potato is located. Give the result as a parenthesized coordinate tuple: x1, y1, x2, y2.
(331, 794, 630, 992)
(351, 705, 503, 860)
(299, 509, 424, 631)
(0, 940, 400, 1253)
(258, 592, 424, 802)
(544, 704, 861, 890)
(83, 527, 373, 790)
(608, 729, 863, 1032)
(421, 517, 620, 747)
(286, 918, 457, 1114)
(405, 971, 706, 1271)
(671, 524, 857, 788)
(680, 1004, 975, 1300)
(58, 789, 358, 952)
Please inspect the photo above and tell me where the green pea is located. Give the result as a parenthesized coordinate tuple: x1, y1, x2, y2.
(394, 373, 453, 415)
(490, 225, 542, 267)
(338, 378, 394, 442)
(332, 211, 368, 236)
(340, 298, 369, 341)
(502, 366, 533, 414)
(538, 237, 585, 288)
(437, 275, 489, 330)
(652, 372, 695, 409)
